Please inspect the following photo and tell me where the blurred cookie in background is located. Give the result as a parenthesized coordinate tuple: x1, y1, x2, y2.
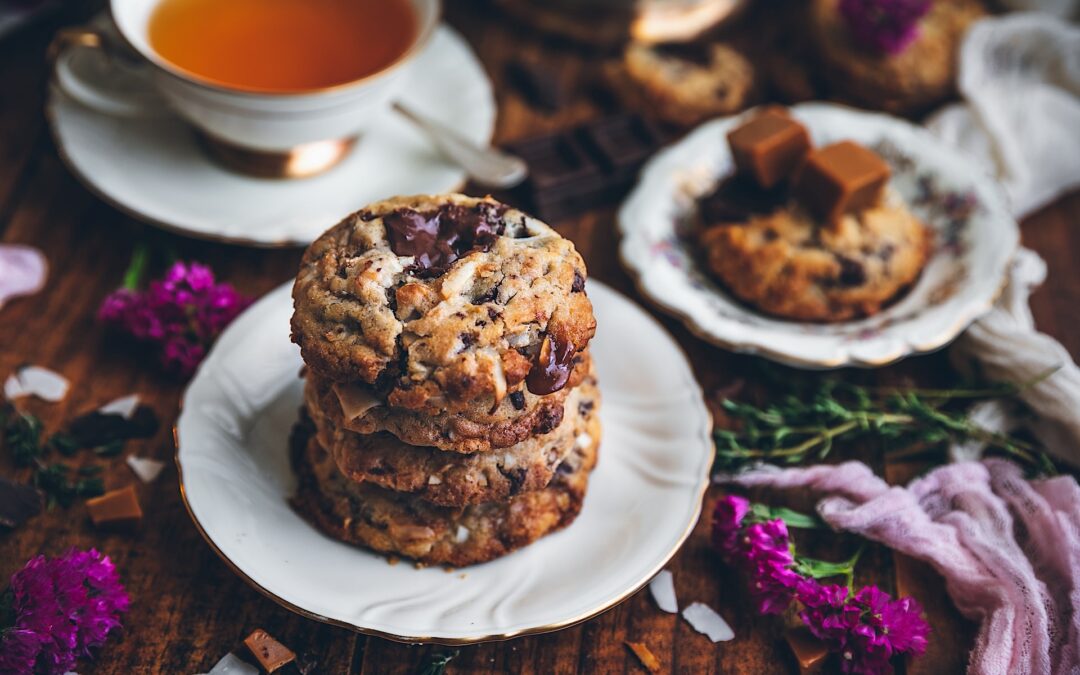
(493, 0, 744, 49)
(605, 41, 756, 127)
(808, 0, 986, 115)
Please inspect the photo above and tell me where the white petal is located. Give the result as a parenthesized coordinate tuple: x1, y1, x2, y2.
(99, 394, 141, 419)
(649, 570, 678, 613)
(127, 456, 166, 483)
(0, 244, 47, 309)
(207, 653, 259, 675)
(5, 366, 69, 402)
(682, 602, 734, 642)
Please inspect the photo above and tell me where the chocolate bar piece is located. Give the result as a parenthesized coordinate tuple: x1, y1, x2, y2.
(728, 108, 812, 189)
(243, 629, 296, 673)
(505, 60, 565, 113)
(503, 114, 663, 222)
(794, 141, 890, 225)
(699, 174, 787, 225)
(785, 627, 828, 673)
(86, 485, 142, 528)
(0, 477, 42, 528)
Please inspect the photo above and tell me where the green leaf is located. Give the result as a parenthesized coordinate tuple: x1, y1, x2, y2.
(94, 440, 125, 458)
(123, 242, 151, 290)
(793, 556, 855, 581)
(48, 432, 81, 457)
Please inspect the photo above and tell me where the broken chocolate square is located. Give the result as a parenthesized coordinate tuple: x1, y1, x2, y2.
(794, 140, 891, 225)
(243, 629, 296, 673)
(86, 485, 142, 528)
(727, 107, 812, 189)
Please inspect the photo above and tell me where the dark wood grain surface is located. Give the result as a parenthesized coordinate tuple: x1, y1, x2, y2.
(2, 2, 1078, 673)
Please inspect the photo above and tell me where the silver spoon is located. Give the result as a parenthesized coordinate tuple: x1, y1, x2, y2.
(393, 101, 528, 189)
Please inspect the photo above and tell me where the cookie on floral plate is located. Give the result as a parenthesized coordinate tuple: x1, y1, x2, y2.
(618, 103, 1018, 368)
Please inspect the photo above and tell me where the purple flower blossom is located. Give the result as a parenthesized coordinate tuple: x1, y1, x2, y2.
(712, 495, 750, 557)
(98, 261, 251, 376)
(797, 580, 930, 674)
(0, 549, 129, 675)
(838, 0, 931, 56)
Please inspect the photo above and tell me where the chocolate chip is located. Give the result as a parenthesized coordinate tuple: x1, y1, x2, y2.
(877, 244, 896, 261)
(534, 405, 564, 435)
(487, 307, 501, 321)
(578, 400, 594, 417)
(509, 391, 526, 410)
(384, 203, 507, 277)
(836, 255, 867, 287)
(459, 333, 476, 349)
(571, 271, 585, 293)
(499, 466, 528, 495)
(472, 285, 499, 305)
(763, 228, 779, 242)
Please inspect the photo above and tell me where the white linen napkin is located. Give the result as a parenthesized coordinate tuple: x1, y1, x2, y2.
(925, 14, 1080, 464)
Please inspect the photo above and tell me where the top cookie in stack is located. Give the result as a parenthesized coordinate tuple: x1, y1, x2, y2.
(289, 194, 600, 566)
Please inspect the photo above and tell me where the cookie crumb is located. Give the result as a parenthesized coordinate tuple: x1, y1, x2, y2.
(626, 641, 661, 672)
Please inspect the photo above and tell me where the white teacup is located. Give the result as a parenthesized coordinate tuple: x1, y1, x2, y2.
(51, 0, 441, 177)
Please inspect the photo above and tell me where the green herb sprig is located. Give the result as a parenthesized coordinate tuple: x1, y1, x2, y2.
(1, 410, 108, 508)
(714, 368, 1058, 473)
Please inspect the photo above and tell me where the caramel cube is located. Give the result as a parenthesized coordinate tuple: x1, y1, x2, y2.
(86, 485, 142, 528)
(785, 627, 829, 674)
(243, 629, 296, 673)
(795, 141, 890, 225)
(727, 108, 812, 189)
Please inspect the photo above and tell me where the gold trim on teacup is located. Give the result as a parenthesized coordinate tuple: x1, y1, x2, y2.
(196, 132, 358, 179)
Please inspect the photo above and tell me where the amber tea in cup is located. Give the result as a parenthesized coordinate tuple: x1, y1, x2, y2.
(147, 0, 418, 93)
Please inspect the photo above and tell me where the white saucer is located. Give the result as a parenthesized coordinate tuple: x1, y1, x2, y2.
(46, 26, 495, 248)
(619, 103, 1019, 369)
(175, 281, 713, 643)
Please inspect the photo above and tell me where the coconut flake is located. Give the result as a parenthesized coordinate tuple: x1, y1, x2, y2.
(205, 653, 259, 675)
(454, 525, 470, 543)
(0, 244, 47, 310)
(575, 432, 593, 450)
(332, 383, 382, 422)
(126, 455, 166, 483)
(99, 394, 140, 419)
(4, 366, 69, 402)
(427, 475, 442, 485)
(649, 570, 678, 613)
(682, 602, 734, 642)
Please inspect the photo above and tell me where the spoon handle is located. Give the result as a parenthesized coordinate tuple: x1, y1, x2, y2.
(393, 101, 528, 190)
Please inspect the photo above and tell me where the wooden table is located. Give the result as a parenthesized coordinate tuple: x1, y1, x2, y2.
(2, 2, 1077, 673)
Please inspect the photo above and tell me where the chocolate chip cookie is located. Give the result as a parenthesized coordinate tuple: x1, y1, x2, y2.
(700, 190, 931, 321)
(809, 0, 985, 115)
(304, 351, 592, 454)
(305, 370, 600, 507)
(606, 41, 756, 127)
(291, 194, 596, 418)
(290, 413, 599, 567)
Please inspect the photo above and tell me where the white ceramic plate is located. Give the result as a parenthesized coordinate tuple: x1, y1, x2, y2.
(619, 103, 1019, 369)
(46, 26, 494, 248)
(175, 281, 713, 643)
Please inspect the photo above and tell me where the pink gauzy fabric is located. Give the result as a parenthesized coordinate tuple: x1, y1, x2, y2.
(726, 460, 1080, 675)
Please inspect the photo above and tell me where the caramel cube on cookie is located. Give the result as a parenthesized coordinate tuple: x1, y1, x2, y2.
(795, 141, 890, 225)
(727, 108, 812, 189)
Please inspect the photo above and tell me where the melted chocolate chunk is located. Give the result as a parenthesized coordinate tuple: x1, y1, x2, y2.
(67, 406, 159, 448)
(836, 255, 868, 287)
(699, 175, 787, 225)
(384, 203, 507, 277)
(509, 391, 526, 410)
(571, 271, 585, 293)
(526, 334, 576, 395)
(499, 466, 528, 496)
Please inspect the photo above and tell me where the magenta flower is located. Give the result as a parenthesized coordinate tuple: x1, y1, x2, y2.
(797, 581, 929, 674)
(712, 496, 930, 674)
(98, 260, 251, 376)
(838, 0, 931, 56)
(0, 548, 129, 675)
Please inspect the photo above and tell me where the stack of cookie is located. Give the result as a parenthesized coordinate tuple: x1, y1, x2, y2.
(288, 194, 600, 567)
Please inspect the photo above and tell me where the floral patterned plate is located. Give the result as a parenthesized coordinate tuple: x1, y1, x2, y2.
(618, 103, 1019, 369)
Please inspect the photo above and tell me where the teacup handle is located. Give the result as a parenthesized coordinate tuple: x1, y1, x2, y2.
(49, 25, 170, 117)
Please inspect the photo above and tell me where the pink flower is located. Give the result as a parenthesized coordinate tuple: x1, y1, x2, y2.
(712, 495, 751, 557)
(0, 549, 129, 675)
(98, 260, 251, 376)
(838, 0, 931, 56)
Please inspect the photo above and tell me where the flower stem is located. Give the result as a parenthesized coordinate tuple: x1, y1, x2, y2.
(122, 243, 151, 291)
